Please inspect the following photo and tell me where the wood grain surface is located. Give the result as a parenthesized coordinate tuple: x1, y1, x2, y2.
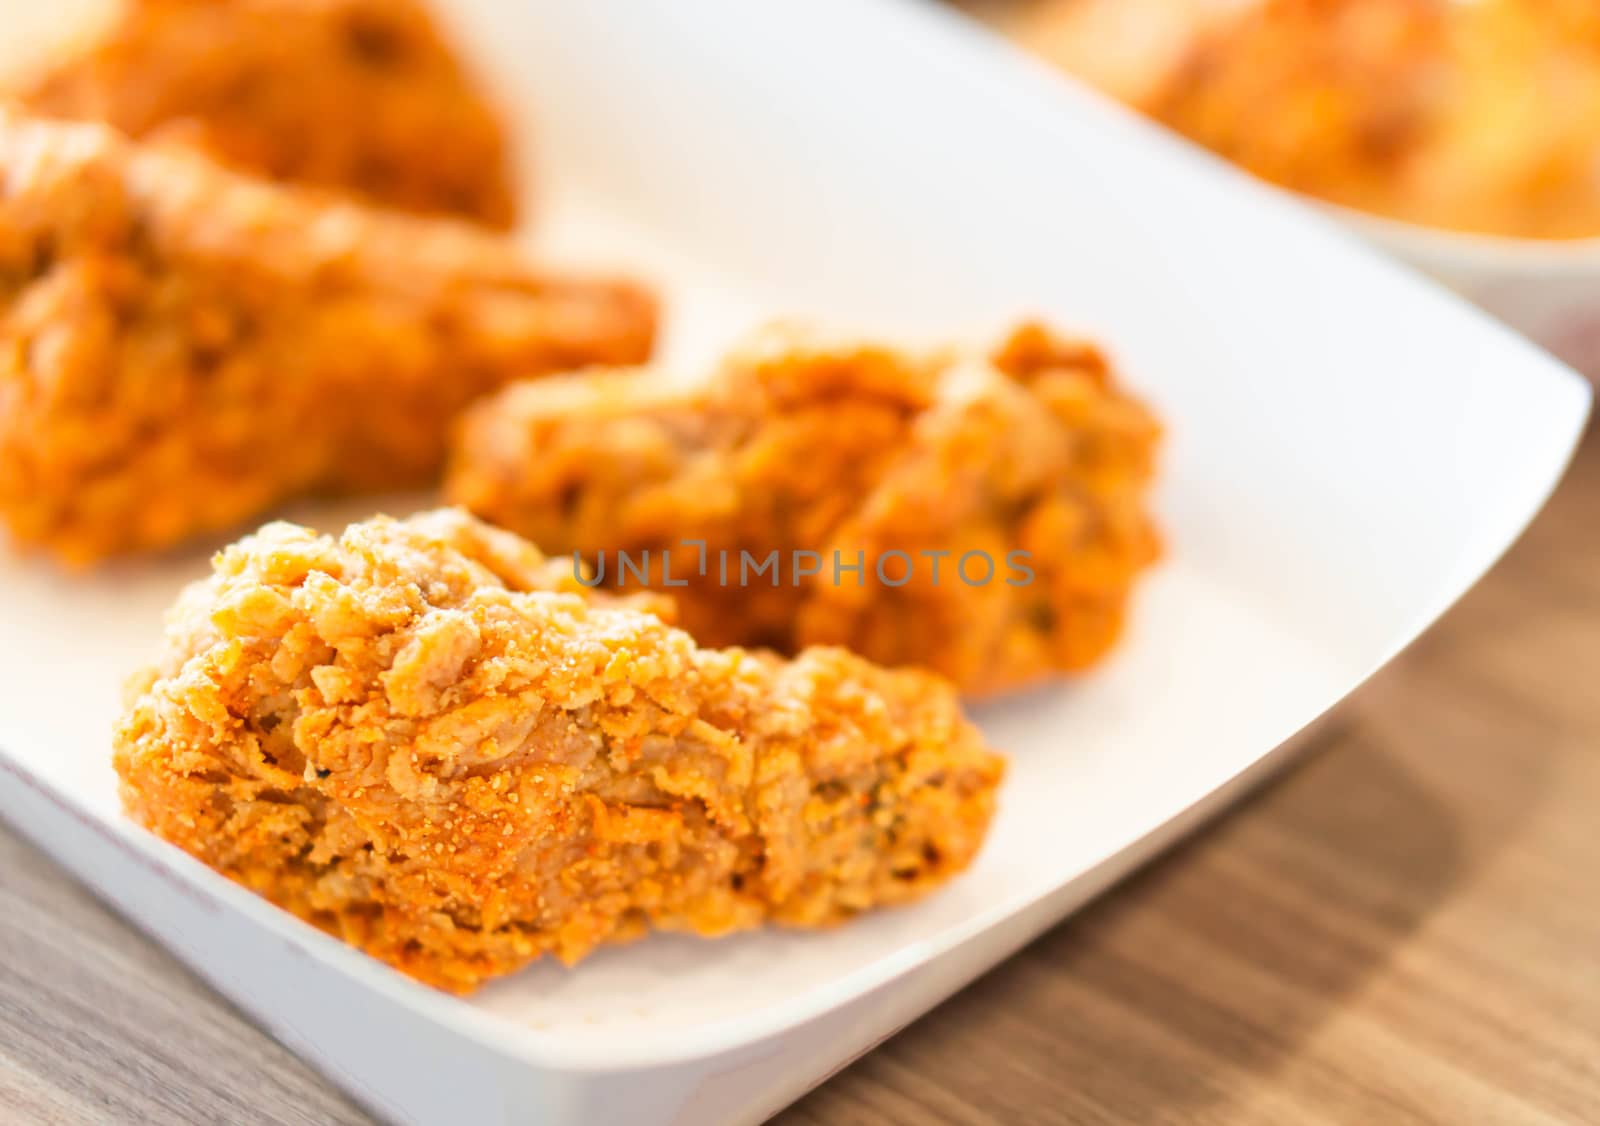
(3, 420, 1595, 1124)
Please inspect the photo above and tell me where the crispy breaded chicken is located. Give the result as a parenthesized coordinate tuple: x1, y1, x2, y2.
(1149, 0, 1457, 224)
(17, 0, 516, 226)
(1140, 0, 1600, 238)
(446, 324, 1161, 697)
(0, 109, 654, 565)
(113, 509, 1004, 993)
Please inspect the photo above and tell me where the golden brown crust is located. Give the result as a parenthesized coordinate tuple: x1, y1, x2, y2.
(1146, 0, 1600, 239)
(112, 509, 1004, 993)
(0, 109, 655, 565)
(17, 0, 517, 226)
(446, 324, 1161, 697)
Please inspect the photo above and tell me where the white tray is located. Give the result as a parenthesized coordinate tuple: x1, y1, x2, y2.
(0, 2, 1590, 1122)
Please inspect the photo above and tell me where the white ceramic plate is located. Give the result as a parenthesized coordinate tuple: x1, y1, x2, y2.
(0, 2, 1590, 1123)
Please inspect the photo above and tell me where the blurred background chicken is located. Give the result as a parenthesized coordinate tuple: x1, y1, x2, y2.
(962, 0, 1600, 239)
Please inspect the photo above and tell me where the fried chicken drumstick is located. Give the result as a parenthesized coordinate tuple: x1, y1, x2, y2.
(0, 110, 654, 565)
(446, 324, 1161, 697)
(17, 0, 516, 226)
(114, 509, 1004, 992)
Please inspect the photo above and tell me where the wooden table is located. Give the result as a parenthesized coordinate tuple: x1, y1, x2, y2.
(4, 420, 1596, 1123)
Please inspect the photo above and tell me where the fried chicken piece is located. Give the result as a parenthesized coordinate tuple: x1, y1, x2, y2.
(16, 0, 516, 226)
(0, 109, 655, 565)
(1145, 0, 1600, 238)
(113, 509, 1004, 993)
(1147, 0, 1457, 223)
(446, 324, 1161, 697)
